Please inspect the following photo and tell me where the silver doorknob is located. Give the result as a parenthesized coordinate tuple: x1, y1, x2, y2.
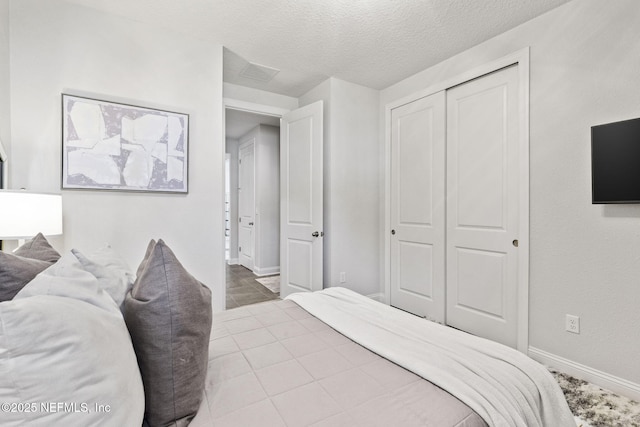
(312, 231, 321, 237)
(512, 239, 519, 247)
(391, 229, 396, 235)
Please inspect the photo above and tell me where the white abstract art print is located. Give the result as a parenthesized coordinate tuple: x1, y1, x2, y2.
(62, 94, 189, 193)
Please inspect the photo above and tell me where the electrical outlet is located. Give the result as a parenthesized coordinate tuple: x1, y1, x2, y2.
(339, 272, 346, 283)
(565, 314, 580, 334)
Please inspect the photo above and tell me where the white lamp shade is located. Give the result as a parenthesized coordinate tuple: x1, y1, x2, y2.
(0, 191, 63, 239)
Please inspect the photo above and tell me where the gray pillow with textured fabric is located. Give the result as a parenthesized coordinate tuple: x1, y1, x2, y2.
(0, 251, 52, 301)
(135, 238, 156, 277)
(14, 233, 60, 263)
(124, 239, 212, 426)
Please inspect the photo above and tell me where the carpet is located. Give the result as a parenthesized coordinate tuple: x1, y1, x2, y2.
(255, 275, 280, 293)
(550, 370, 640, 427)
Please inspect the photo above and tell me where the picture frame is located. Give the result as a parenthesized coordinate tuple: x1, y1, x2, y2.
(61, 94, 189, 193)
(0, 138, 7, 250)
(0, 136, 7, 190)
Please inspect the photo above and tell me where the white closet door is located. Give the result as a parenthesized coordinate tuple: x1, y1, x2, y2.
(445, 65, 520, 348)
(238, 139, 255, 271)
(390, 91, 446, 322)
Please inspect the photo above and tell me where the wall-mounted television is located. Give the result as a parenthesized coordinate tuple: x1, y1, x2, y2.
(592, 117, 640, 204)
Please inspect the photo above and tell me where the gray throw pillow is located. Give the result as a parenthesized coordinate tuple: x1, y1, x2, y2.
(14, 233, 61, 263)
(124, 239, 212, 426)
(0, 251, 52, 301)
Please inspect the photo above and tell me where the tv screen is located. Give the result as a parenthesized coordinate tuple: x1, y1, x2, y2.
(592, 117, 640, 204)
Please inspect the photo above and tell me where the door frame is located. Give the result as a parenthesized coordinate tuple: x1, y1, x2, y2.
(383, 48, 530, 353)
(222, 98, 291, 308)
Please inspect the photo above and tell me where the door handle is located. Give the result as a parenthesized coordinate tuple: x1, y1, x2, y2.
(249, 222, 254, 226)
(312, 231, 323, 237)
(512, 239, 519, 247)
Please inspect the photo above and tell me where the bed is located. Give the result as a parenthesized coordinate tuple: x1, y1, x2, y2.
(0, 234, 575, 426)
(191, 290, 575, 427)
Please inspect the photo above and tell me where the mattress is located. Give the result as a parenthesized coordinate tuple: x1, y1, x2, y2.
(190, 298, 486, 427)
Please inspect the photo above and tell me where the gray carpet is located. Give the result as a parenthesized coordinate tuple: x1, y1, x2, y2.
(551, 370, 640, 427)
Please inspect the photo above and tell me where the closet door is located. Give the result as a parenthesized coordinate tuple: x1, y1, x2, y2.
(445, 65, 520, 348)
(238, 139, 255, 271)
(390, 91, 446, 322)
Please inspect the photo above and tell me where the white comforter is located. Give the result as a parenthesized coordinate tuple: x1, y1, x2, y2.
(287, 288, 574, 427)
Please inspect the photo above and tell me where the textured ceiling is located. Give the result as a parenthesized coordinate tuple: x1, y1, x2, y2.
(64, 0, 572, 97)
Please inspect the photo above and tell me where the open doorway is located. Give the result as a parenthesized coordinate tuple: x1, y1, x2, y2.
(225, 106, 283, 309)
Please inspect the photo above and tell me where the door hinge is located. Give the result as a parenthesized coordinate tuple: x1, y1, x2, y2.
(239, 217, 241, 222)
(239, 246, 242, 252)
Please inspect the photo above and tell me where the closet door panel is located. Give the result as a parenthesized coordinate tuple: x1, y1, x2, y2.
(446, 65, 520, 348)
(390, 91, 445, 322)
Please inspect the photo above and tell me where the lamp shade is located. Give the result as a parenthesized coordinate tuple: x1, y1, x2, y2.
(0, 191, 63, 239)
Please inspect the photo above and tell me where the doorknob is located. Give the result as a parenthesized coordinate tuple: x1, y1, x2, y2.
(512, 239, 519, 247)
(312, 231, 323, 237)
(249, 222, 254, 226)
(391, 229, 396, 235)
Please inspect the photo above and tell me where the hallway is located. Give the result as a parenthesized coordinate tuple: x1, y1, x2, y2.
(226, 264, 279, 309)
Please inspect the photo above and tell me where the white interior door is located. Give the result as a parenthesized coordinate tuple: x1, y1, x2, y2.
(238, 139, 255, 271)
(280, 101, 323, 298)
(390, 92, 446, 322)
(445, 65, 520, 348)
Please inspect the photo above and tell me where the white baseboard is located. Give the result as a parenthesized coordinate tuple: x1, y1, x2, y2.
(227, 258, 239, 265)
(253, 266, 280, 277)
(528, 346, 640, 402)
(366, 292, 384, 302)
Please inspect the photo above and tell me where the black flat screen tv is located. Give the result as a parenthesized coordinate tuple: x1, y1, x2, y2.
(592, 117, 640, 204)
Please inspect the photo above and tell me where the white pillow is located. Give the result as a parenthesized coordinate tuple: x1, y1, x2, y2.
(0, 254, 144, 426)
(16, 252, 119, 313)
(71, 245, 135, 309)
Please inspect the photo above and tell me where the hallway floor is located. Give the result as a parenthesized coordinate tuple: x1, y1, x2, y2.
(226, 263, 279, 309)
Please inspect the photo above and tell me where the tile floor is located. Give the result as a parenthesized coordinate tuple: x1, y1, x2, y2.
(226, 263, 280, 309)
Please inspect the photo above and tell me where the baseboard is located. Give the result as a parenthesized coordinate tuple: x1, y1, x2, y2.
(253, 266, 280, 277)
(528, 346, 640, 402)
(227, 258, 239, 265)
(366, 292, 384, 302)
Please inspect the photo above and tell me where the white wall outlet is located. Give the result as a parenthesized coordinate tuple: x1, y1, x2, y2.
(339, 272, 346, 283)
(565, 314, 580, 334)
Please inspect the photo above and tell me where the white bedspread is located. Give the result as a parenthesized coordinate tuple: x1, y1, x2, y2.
(287, 288, 574, 427)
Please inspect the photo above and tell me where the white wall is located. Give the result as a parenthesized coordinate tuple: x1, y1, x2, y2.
(0, 0, 10, 179)
(300, 78, 380, 297)
(255, 125, 280, 274)
(381, 0, 640, 388)
(327, 79, 380, 297)
(235, 124, 280, 275)
(9, 0, 225, 311)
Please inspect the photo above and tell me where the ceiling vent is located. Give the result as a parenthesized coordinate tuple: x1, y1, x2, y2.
(239, 62, 280, 82)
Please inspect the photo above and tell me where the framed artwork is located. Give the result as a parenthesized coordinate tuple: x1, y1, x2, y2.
(0, 138, 5, 251)
(0, 137, 6, 189)
(61, 94, 189, 193)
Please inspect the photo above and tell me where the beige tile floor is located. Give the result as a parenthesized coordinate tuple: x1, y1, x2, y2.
(226, 264, 279, 309)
